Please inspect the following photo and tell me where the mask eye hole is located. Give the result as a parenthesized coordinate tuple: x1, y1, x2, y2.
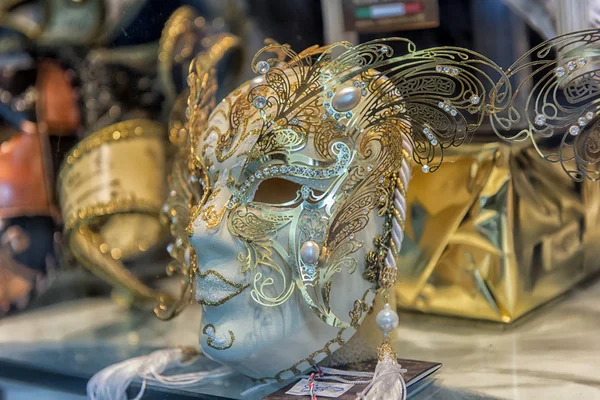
(252, 178, 303, 204)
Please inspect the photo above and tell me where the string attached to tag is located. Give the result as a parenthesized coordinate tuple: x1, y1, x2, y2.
(306, 364, 406, 400)
(239, 364, 406, 399)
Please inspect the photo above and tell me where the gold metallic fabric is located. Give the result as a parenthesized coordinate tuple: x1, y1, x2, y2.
(395, 142, 600, 322)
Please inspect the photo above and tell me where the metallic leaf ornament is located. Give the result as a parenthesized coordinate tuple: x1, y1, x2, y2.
(162, 38, 512, 381)
(490, 29, 600, 181)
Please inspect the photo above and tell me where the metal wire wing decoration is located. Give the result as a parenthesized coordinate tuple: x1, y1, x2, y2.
(249, 38, 509, 174)
(490, 29, 600, 181)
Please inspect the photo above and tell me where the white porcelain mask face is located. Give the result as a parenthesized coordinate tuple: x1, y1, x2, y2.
(190, 78, 400, 379)
(180, 40, 507, 380)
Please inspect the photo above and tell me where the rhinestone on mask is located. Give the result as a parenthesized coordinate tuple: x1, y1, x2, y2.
(253, 96, 267, 109)
(534, 114, 546, 126)
(436, 65, 459, 76)
(569, 125, 580, 136)
(256, 60, 270, 74)
(230, 142, 353, 207)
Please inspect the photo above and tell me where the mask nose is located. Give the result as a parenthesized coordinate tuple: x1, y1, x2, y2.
(191, 218, 240, 271)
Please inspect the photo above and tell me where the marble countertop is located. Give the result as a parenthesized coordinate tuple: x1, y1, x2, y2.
(1, 276, 599, 399)
(392, 278, 600, 399)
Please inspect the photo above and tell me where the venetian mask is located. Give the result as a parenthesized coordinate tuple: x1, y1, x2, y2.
(189, 61, 403, 380)
(154, 38, 511, 382)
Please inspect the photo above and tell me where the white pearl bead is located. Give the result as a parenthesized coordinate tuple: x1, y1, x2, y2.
(249, 75, 265, 88)
(300, 240, 320, 265)
(331, 86, 362, 112)
(376, 303, 399, 332)
(207, 132, 218, 144)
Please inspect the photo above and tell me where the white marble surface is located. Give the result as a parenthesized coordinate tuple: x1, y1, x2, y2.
(1, 277, 600, 399)
(391, 279, 600, 399)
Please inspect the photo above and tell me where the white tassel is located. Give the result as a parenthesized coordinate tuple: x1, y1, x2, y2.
(355, 133, 410, 400)
(280, 361, 406, 400)
(358, 353, 407, 400)
(87, 348, 232, 400)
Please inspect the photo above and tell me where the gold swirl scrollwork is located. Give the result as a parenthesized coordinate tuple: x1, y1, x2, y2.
(229, 206, 296, 307)
(489, 29, 600, 181)
(205, 37, 510, 329)
(157, 31, 241, 320)
(250, 39, 509, 172)
(202, 324, 235, 350)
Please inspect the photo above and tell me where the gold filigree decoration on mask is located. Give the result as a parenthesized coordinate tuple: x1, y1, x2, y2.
(201, 206, 226, 230)
(326, 122, 405, 253)
(191, 37, 508, 328)
(208, 86, 262, 163)
(229, 206, 295, 306)
(157, 31, 240, 319)
(199, 189, 225, 231)
(349, 290, 375, 329)
(254, 123, 308, 156)
(314, 119, 347, 159)
(256, 328, 346, 383)
(196, 269, 250, 306)
(230, 211, 290, 242)
(364, 170, 405, 285)
(202, 324, 235, 350)
(226, 171, 235, 187)
(489, 29, 600, 181)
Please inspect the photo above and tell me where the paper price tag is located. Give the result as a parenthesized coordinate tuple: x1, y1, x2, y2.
(285, 378, 354, 398)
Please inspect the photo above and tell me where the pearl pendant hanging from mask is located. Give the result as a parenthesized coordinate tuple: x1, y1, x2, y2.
(376, 303, 399, 334)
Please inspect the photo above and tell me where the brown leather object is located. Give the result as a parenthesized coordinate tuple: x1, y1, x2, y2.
(36, 60, 79, 136)
(0, 131, 53, 217)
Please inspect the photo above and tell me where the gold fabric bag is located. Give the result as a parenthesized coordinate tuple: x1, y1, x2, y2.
(395, 142, 600, 322)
